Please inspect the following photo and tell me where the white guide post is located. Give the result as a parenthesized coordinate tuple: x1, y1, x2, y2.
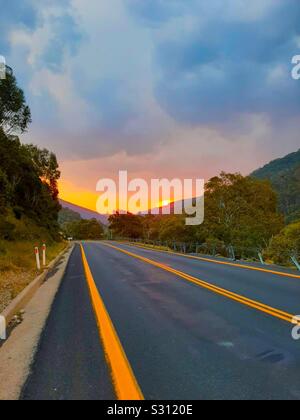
(42, 244, 47, 267)
(35, 247, 41, 271)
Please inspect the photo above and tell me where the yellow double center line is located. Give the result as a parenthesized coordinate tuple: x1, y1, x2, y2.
(102, 242, 299, 325)
(80, 244, 144, 400)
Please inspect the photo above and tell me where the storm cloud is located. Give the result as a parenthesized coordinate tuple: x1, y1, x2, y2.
(1, 0, 300, 180)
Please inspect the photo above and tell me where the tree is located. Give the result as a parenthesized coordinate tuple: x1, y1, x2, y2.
(0, 69, 31, 134)
(142, 215, 162, 240)
(64, 219, 104, 240)
(109, 213, 143, 239)
(0, 167, 10, 213)
(24, 145, 61, 202)
(200, 173, 284, 250)
(158, 215, 191, 243)
(0, 129, 61, 239)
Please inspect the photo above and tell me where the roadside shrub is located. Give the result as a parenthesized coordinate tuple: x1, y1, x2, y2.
(0, 217, 16, 240)
(265, 222, 300, 265)
(0, 168, 10, 212)
(0, 241, 7, 256)
(203, 237, 226, 256)
(13, 206, 23, 220)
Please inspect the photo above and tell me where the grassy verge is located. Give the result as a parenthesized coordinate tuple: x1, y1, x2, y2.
(122, 240, 299, 270)
(0, 241, 67, 313)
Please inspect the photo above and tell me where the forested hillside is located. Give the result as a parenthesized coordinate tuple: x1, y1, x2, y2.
(252, 150, 300, 223)
(59, 199, 109, 226)
(0, 68, 61, 241)
(0, 66, 64, 310)
(0, 130, 61, 241)
(58, 207, 81, 229)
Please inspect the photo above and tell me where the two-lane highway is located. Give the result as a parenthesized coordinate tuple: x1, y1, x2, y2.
(22, 242, 300, 400)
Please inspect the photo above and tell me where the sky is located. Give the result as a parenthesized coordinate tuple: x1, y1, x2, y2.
(1, 0, 300, 212)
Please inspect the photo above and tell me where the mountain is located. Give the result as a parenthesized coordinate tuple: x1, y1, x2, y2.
(59, 200, 109, 226)
(251, 149, 300, 223)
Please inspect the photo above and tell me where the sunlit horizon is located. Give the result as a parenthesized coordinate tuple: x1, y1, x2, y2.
(59, 180, 194, 215)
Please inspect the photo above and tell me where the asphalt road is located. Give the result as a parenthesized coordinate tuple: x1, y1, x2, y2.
(22, 241, 300, 400)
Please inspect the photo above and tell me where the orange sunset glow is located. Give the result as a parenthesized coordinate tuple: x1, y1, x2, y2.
(59, 179, 185, 214)
(59, 179, 100, 212)
(59, 179, 167, 214)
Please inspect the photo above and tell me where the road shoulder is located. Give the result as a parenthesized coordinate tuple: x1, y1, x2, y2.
(0, 245, 74, 400)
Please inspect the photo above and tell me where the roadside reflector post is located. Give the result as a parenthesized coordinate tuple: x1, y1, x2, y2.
(291, 255, 300, 272)
(0, 315, 6, 341)
(229, 245, 236, 261)
(42, 244, 47, 267)
(212, 246, 216, 257)
(258, 252, 265, 265)
(35, 247, 41, 271)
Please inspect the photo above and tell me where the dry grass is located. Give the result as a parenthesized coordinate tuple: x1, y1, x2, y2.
(0, 241, 67, 312)
(125, 241, 172, 252)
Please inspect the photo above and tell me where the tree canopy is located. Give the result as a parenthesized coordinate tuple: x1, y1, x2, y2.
(64, 219, 104, 240)
(200, 173, 284, 249)
(0, 69, 31, 134)
(109, 213, 144, 239)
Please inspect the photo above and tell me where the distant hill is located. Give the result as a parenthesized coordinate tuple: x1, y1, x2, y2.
(143, 199, 200, 216)
(58, 207, 81, 228)
(59, 200, 109, 226)
(251, 150, 300, 223)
